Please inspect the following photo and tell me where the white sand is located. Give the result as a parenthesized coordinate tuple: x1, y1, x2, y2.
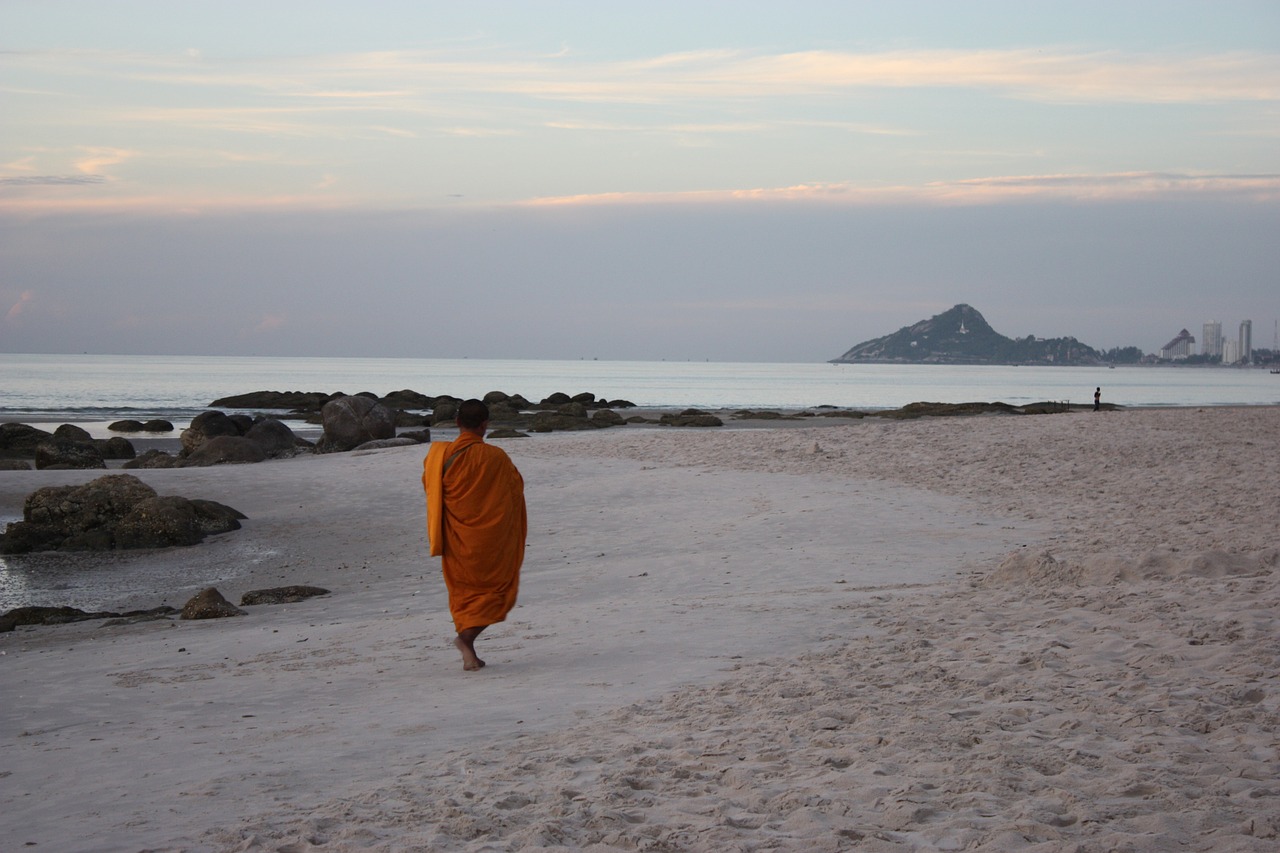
(1, 407, 1277, 851)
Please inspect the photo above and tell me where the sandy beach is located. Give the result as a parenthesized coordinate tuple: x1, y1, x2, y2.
(1, 406, 1277, 851)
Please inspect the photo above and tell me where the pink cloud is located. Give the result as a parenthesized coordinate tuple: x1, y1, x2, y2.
(6, 290, 34, 322)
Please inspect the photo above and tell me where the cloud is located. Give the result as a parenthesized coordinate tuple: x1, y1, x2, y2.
(524, 172, 1280, 207)
(10, 45, 1277, 108)
(6, 290, 35, 322)
(252, 314, 287, 333)
(73, 147, 134, 175)
(0, 175, 107, 186)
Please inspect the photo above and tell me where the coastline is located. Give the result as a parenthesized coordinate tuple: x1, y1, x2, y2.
(1, 406, 1277, 850)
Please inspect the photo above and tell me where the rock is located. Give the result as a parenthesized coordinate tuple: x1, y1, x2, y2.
(482, 391, 511, 405)
(380, 389, 434, 410)
(240, 586, 329, 606)
(95, 436, 137, 460)
(114, 496, 205, 548)
(180, 411, 243, 455)
(353, 437, 421, 451)
(570, 392, 596, 405)
(53, 424, 94, 443)
(430, 398, 460, 426)
(0, 459, 32, 470)
(0, 473, 245, 554)
(142, 419, 175, 432)
(0, 604, 177, 633)
(188, 499, 247, 534)
(604, 399, 636, 409)
(0, 423, 54, 458)
(591, 409, 626, 426)
(660, 409, 724, 427)
(35, 438, 107, 470)
(244, 417, 306, 457)
(487, 401, 522, 423)
(228, 413, 255, 433)
(180, 435, 268, 466)
(508, 394, 532, 410)
(486, 428, 528, 439)
(123, 449, 180, 469)
(180, 588, 245, 620)
(317, 395, 396, 453)
(398, 429, 431, 443)
(209, 391, 337, 411)
(109, 419, 147, 432)
(539, 392, 572, 407)
(529, 411, 600, 432)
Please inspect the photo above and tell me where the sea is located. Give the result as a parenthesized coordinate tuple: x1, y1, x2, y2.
(4, 352, 1278, 435)
(2, 353, 1277, 612)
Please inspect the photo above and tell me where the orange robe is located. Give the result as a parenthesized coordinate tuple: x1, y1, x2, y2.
(423, 432, 527, 633)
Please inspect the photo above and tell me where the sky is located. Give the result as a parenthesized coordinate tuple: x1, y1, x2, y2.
(2, 1, 1278, 362)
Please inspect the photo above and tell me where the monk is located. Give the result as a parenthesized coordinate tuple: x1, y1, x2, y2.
(423, 399, 527, 671)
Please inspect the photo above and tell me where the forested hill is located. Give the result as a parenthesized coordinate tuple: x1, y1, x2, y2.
(831, 304, 1103, 366)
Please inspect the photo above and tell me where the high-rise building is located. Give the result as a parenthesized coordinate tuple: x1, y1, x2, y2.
(1160, 328, 1196, 360)
(1202, 321, 1223, 357)
(1223, 339, 1240, 365)
(1239, 319, 1253, 365)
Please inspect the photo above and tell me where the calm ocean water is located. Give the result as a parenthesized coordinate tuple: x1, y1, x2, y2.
(3, 353, 1277, 435)
(2, 353, 1277, 612)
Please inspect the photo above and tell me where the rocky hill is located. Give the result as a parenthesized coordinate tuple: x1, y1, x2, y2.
(831, 304, 1103, 366)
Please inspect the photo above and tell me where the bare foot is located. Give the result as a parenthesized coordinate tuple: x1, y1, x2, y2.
(454, 627, 487, 671)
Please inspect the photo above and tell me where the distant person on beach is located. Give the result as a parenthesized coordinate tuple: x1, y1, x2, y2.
(1094, 387, 1101, 412)
(422, 399, 527, 671)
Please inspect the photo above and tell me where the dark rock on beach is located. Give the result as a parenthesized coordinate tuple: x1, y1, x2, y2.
(317, 395, 396, 453)
(0, 473, 245, 555)
(35, 437, 106, 470)
(660, 409, 724, 427)
(181, 588, 245, 620)
(0, 423, 53, 458)
(108, 419, 175, 433)
(209, 390, 339, 412)
(182, 435, 268, 466)
(181, 411, 241, 454)
(96, 436, 138, 459)
(240, 586, 330, 606)
(0, 604, 177, 633)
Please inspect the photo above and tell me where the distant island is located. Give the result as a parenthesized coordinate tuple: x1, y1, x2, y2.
(831, 304, 1108, 366)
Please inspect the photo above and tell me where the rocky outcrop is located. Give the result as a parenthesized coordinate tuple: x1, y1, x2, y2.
(659, 409, 724, 427)
(180, 411, 241, 454)
(181, 588, 245, 619)
(317, 395, 396, 453)
(240, 586, 330, 606)
(35, 438, 107, 470)
(108, 419, 175, 433)
(182, 435, 268, 466)
(0, 473, 245, 554)
(175, 412, 308, 465)
(0, 605, 177, 633)
(2, 424, 55, 456)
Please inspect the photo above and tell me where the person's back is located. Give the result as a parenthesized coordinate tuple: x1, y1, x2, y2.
(423, 399, 527, 670)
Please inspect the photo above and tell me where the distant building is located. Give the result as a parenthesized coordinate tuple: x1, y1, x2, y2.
(1223, 339, 1240, 365)
(1202, 321, 1223, 357)
(1239, 319, 1252, 365)
(1160, 328, 1196, 360)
